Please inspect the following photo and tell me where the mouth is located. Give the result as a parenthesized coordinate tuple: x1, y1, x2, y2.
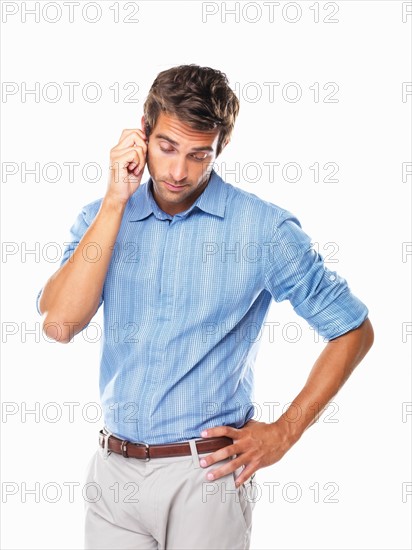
(163, 181, 187, 192)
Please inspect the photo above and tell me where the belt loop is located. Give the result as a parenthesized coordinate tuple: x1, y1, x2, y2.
(101, 427, 113, 460)
(120, 440, 129, 458)
(188, 439, 201, 469)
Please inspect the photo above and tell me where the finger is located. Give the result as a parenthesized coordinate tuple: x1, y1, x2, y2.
(129, 146, 147, 171)
(129, 146, 146, 173)
(119, 128, 147, 142)
(120, 128, 146, 136)
(124, 137, 147, 158)
(203, 455, 245, 482)
(132, 162, 144, 176)
(121, 149, 143, 171)
(111, 136, 147, 174)
(114, 135, 147, 164)
(112, 146, 146, 172)
(201, 426, 240, 439)
(111, 144, 146, 160)
(116, 132, 148, 154)
(135, 128, 148, 141)
(126, 153, 143, 173)
(199, 443, 242, 467)
(232, 464, 256, 487)
(110, 149, 145, 182)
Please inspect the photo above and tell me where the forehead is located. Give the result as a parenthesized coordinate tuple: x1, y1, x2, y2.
(152, 112, 220, 147)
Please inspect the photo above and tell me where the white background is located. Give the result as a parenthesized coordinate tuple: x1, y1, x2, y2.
(1, 1, 411, 549)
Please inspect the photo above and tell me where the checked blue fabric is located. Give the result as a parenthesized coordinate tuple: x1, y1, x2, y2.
(36, 169, 369, 444)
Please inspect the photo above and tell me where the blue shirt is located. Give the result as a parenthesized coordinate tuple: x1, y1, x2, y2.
(37, 169, 369, 444)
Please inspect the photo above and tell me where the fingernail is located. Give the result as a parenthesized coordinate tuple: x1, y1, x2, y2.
(201, 430, 207, 437)
(200, 459, 207, 467)
(207, 472, 214, 480)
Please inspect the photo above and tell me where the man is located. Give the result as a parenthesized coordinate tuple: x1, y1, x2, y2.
(37, 64, 374, 550)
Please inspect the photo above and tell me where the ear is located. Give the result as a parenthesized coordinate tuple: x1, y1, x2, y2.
(217, 136, 230, 157)
(141, 115, 146, 133)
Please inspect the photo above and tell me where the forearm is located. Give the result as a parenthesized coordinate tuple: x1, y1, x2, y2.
(275, 317, 374, 446)
(39, 195, 126, 342)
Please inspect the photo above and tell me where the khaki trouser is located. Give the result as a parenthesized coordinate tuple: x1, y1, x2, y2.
(84, 436, 256, 549)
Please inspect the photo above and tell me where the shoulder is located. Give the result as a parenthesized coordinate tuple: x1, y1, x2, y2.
(222, 176, 297, 230)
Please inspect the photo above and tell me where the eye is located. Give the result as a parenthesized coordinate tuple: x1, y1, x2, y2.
(192, 152, 209, 161)
(160, 146, 174, 154)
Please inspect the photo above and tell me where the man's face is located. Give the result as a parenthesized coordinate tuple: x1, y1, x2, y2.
(143, 112, 222, 216)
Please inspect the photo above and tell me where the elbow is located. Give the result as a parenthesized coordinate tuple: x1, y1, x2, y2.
(362, 317, 374, 353)
(41, 313, 77, 344)
(350, 317, 374, 365)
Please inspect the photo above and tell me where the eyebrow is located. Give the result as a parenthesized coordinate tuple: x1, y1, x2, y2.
(154, 133, 214, 152)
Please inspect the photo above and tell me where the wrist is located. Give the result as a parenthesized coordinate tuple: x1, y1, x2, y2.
(101, 193, 128, 215)
(271, 414, 304, 450)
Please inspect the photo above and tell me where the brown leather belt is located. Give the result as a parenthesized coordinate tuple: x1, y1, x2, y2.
(99, 429, 233, 460)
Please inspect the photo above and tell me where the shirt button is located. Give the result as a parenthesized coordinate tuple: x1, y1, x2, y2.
(329, 275, 336, 281)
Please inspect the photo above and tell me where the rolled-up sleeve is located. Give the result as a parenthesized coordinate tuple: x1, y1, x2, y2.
(264, 209, 369, 341)
(36, 200, 104, 316)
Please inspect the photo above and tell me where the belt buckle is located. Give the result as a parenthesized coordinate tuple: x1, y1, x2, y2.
(121, 440, 150, 461)
(141, 442, 150, 461)
(100, 428, 112, 460)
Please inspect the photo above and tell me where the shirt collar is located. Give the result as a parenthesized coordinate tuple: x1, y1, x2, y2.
(126, 168, 228, 222)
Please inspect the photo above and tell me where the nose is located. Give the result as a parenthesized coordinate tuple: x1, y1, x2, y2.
(169, 156, 188, 183)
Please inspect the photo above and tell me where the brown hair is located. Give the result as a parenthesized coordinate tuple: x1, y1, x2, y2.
(143, 64, 240, 156)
